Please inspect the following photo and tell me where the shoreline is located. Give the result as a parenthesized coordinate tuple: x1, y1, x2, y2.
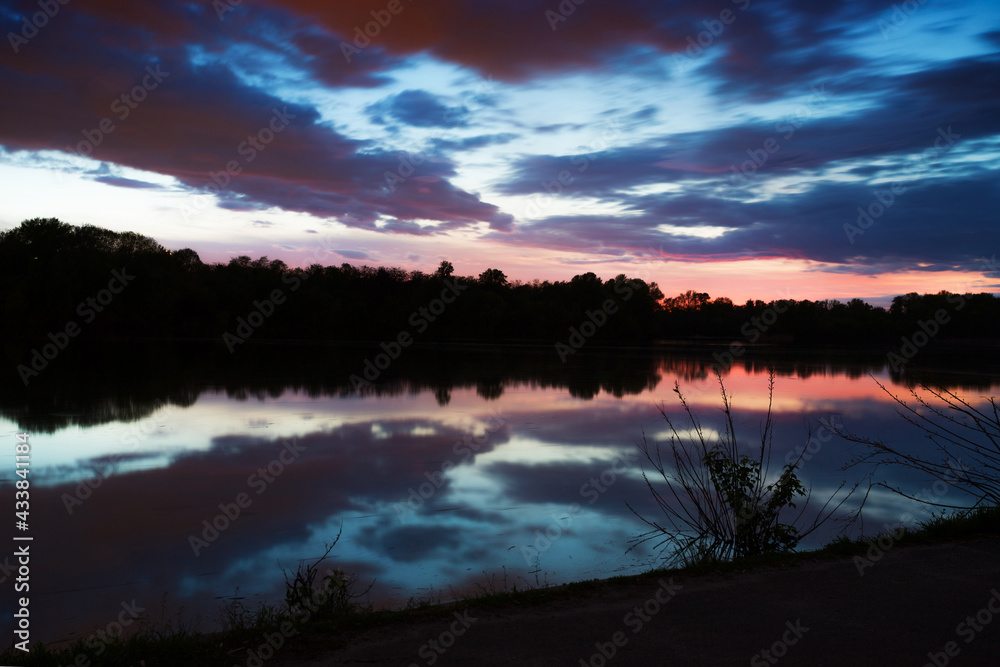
(6, 511, 998, 666)
(277, 534, 1000, 666)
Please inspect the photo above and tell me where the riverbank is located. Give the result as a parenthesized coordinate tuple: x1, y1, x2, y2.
(296, 537, 1000, 666)
(5, 508, 999, 666)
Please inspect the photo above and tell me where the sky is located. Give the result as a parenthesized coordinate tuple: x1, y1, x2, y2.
(1, 0, 999, 304)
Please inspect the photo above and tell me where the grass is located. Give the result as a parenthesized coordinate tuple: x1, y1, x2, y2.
(3, 505, 998, 666)
(820, 504, 1000, 556)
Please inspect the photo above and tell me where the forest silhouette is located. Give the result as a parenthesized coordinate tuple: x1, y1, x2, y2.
(2, 217, 999, 350)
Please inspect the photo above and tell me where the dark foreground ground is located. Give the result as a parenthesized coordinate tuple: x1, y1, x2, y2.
(276, 538, 1000, 666)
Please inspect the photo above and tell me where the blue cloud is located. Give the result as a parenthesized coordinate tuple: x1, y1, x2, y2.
(368, 89, 469, 128)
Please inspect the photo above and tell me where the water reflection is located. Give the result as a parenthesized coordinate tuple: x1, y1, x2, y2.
(1, 342, 998, 645)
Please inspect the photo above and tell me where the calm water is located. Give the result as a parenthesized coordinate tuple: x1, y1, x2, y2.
(2, 343, 998, 645)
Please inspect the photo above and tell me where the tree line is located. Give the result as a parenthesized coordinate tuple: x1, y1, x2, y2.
(1, 218, 998, 352)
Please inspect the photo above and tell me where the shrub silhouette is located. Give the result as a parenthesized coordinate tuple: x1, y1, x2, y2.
(628, 371, 860, 565)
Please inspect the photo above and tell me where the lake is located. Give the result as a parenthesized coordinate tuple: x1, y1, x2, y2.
(2, 342, 998, 646)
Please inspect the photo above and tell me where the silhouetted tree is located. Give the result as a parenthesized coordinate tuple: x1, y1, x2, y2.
(435, 260, 454, 278)
(478, 268, 508, 289)
(1, 218, 997, 350)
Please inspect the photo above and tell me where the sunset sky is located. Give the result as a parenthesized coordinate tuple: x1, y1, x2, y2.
(1, 0, 998, 304)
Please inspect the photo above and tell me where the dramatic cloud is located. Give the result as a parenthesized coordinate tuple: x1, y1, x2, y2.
(492, 54, 1000, 271)
(0, 3, 512, 233)
(0, 0, 997, 295)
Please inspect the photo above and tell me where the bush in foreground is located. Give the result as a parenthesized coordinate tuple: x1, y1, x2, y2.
(628, 371, 861, 566)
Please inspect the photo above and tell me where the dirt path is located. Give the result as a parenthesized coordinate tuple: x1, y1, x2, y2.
(275, 538, 1000, 666)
